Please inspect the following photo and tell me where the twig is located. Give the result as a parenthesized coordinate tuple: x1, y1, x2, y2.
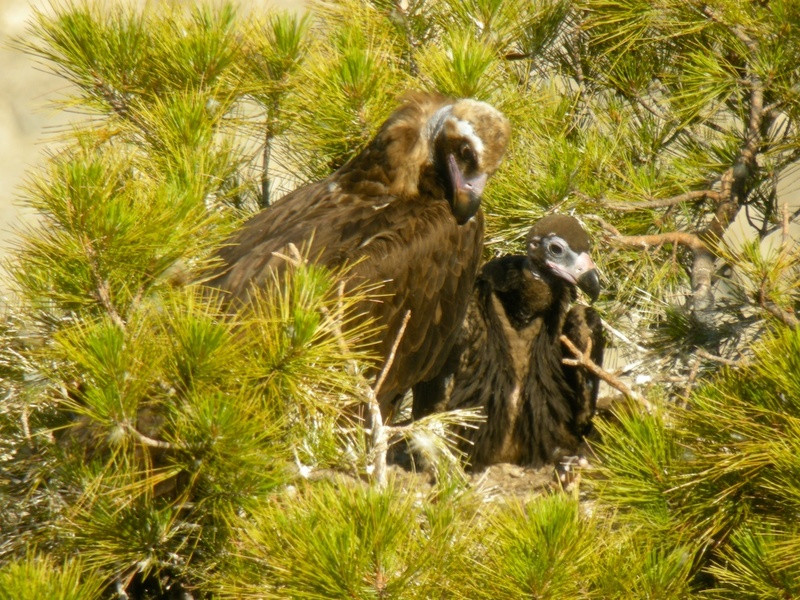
(20, 404, 32, 444)
(607, 190, 722, 212)
(81, 234, 126, 329)
(695, 348, 743, 367)
(123, 423, 173, 450)
(93, 74, 153, 139)
(781, 202, 790, 248)
(560, 334, 652, 412)
(683, 355, 701, 398)
(583, 213, 621, 237)
(609, 231, 707, 252)
(757, 282, 799, 328)
(369, 310, 411, 489)
(261, 126, 273, 208)
(373, 310, 411, 399)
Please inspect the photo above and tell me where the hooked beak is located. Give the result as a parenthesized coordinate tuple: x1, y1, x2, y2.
(577, 268, 601, 302)
(547, 251, 601, 302)
(447, 153, 487, 224)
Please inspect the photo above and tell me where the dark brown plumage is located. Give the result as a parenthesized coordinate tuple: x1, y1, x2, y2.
(412, 214, 604, 469)
(207, 92, 511, 416)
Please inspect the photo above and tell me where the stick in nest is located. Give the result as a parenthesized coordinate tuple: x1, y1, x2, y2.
(560, 335, 653, 412)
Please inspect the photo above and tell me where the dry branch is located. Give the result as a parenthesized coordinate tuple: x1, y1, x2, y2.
(368, 310, 411, 488)
(757, 283, 799, 328)
(123, 422, 174, 450)
(560, 335, 652, 412)
(609, 231, 706, 252)
(695, 348, 744, 367)
(608, 190, 722, 212)
(319, 280, 410, 488)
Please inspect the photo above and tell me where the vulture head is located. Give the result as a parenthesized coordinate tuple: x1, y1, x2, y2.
(425, 100, 510, 224)
(526, 214, 601, 302)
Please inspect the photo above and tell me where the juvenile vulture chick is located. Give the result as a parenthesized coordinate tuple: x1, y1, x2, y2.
(413, 214, 604, 469)
(207, 92, 511, 416)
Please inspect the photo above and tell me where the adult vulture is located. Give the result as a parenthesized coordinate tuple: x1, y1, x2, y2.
(207, 92, 511, 417)
(412, 214, 604, 469)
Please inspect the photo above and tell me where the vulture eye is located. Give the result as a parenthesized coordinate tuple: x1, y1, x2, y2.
(459, 142, 475, 163)
(549, 242, 565, 256)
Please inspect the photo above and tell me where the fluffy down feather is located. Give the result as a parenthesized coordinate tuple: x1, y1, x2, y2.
(413, 214, 604, 468)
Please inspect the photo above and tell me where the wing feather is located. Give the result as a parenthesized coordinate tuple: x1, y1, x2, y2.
(209, 177, 484, 413)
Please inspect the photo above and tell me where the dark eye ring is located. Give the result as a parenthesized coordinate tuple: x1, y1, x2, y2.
(549, 242, 564, 256)
(460, 142, 475, 162)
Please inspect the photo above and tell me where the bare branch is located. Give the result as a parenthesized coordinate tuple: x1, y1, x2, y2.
(560, 334, 652, 411)
(20, 404, 32, 444)
(757, 280, 799, 328)
(609, 231, 706, 251)
(321, 286, 413, 487)
(504, 52, 534, 61)
(81, 234, 126, 329)
(368, 310, 411, 489)
(373, 310, 411, 399)
(123, 423, 173, 450)
(608, 189, 723, 212)
(695, 348, 744, 367)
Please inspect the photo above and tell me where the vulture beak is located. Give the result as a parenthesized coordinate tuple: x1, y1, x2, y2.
(577, 267, 601, 302)
(547, 251, 601, 302)
(447, 153, 487, 224)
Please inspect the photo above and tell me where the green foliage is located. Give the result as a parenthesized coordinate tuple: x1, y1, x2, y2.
(590, 406, 679, 528)
(472, 494, 596, 599)
(592, 532, 696, 599)
(416, 30, 504, 100)
(283, 9, 408, 181)
(1, 277, 370, 585)
(591, 327, 800, 596)
(0, 554, 105, 600)
(215, 479, 475, 599)
(707, 524, 800, 599)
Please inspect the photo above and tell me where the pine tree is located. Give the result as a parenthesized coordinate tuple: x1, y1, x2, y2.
(1, 1, 798, 598)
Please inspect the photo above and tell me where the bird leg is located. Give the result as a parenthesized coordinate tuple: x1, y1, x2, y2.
(560, 334, 652, 412)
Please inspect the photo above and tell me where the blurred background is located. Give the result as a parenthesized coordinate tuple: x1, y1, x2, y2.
(0, 0, 305, 291)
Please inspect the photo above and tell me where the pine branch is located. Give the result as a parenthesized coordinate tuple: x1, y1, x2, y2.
(80, 234, 126, 329)
(91, 73, 154, 140)
(757, 278, 799, 328)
